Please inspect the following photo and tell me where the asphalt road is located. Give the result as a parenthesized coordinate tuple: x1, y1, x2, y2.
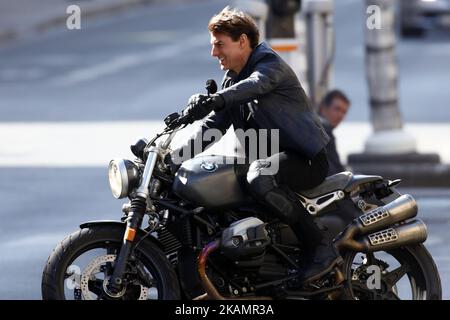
(0, 0, 449, 299)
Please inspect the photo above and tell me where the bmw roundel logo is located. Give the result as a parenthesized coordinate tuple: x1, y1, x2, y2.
(200, 161, 217, 172)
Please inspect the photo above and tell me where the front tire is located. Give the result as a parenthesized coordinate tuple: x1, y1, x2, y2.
(42, 225, 180, 300)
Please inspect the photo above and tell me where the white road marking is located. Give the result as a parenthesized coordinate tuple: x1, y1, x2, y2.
(50, 33, 208, 86)
(0, 121, 449, 167)
(0, 120, 238, 167)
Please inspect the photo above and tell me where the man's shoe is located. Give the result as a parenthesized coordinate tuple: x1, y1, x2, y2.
(299, 243, 343, 284)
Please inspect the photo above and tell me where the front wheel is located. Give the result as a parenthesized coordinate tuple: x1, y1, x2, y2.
(42, 225, 180, 300)
(342, 245, 441, 300)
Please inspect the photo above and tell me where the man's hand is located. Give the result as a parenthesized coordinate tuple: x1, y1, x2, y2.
(182, 93, 225, 122)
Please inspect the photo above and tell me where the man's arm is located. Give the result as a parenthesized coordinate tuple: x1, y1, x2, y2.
(218, 55, 283, 108)
(325, 129, 345, 175)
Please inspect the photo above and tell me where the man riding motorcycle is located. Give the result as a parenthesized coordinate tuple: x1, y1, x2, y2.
(168, 6, 342, 284)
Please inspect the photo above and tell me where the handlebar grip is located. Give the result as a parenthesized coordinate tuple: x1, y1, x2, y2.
(177, 113, 193, 126)
(166, 112, 191, 129)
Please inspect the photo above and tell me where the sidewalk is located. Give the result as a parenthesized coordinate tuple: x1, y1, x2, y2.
(333, 122, 450, 168)
(0, 0, 175, 44)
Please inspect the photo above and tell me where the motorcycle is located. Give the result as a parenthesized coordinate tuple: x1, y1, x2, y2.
(42, 80, 442, 300)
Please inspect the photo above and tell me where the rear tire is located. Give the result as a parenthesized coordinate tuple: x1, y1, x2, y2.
(342, 244, 441, 300)
(42, 225, 180, 300)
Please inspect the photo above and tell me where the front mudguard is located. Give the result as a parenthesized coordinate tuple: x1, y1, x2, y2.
(79, 220, 165, 252)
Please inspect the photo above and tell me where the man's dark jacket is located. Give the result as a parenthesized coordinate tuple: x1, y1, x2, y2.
(177, 42, 330, 160)
(320, 116, 345, 175)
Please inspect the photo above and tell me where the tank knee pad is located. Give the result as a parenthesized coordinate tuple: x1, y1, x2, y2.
(246, 159, 278, 197)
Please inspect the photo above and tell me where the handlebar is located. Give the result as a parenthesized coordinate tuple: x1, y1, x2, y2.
(158, 112, 191, 151)
(157, 79, 218, 151)
(164, 112, 193, 130)
(171, 113, 192, 128)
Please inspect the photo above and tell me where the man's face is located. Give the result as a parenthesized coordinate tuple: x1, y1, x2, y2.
(320, 98, 350, 129)
(210, 32, 248, 74)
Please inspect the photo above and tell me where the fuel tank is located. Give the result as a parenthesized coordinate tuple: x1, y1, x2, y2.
(172, 155, 251, 209)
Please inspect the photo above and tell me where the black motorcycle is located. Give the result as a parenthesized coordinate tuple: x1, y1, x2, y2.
(42, 81, 442, 300)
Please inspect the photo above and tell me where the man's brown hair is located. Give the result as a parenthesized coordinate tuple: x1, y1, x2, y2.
(320, 90, 351, 109)
(208, 6, 260, 49)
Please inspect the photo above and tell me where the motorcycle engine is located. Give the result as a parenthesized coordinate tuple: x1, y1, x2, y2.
(220, 217, 270, 268)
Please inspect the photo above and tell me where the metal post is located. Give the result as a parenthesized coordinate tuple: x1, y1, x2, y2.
(305, 0, 334, 110)
(363, 0, 416, 154)
(295, 13, 309, 92)
(347, 0, 449, 187)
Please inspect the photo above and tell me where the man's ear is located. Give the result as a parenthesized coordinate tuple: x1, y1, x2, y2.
(239, 34, 249, 48)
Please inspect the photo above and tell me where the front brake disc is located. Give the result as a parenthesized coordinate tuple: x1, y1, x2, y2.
(80, 254, 149, 300)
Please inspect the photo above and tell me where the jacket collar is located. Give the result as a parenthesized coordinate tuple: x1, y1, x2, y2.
(223, 42, 274, 82)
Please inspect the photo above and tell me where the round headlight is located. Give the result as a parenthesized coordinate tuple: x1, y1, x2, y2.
(108, 159, 140, 199)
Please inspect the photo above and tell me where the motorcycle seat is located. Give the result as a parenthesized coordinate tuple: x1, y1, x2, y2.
(298, 171, 383, 198)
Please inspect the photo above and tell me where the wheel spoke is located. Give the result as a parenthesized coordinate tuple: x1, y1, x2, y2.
(134, 260, 157, 288)
(365, 253, 377, 265)
(88, 279, 104, 297)
(383, 264, 409, 287)
(351, 281, 373, 294)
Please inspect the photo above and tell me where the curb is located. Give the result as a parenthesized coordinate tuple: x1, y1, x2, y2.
(348, 152, 450, 187)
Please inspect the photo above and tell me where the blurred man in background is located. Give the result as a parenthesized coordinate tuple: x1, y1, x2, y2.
(318, 90, 351, 175)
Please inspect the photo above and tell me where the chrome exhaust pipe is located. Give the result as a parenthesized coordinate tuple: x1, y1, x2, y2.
(336, 219, 427, 252)
(354, 194, 418, 235)
(335, 194, 418, 246)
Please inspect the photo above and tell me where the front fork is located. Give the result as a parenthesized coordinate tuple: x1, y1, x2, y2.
(109, 196, 146, 292)
(109, 146, 159, 293)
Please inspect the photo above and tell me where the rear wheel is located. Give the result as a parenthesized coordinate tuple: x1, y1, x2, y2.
(42, 225, 180, 300)
(342, 245, 441, 300)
